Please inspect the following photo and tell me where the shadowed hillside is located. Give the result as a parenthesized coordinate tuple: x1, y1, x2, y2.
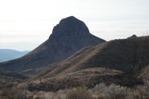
(0, 70, 28, 79)
(33, 36, 149, 79)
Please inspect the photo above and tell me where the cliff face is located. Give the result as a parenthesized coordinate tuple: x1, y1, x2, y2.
(0, 16, 105, 73)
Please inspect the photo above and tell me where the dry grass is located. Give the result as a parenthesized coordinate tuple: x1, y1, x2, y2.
(28, 67, 142, 92)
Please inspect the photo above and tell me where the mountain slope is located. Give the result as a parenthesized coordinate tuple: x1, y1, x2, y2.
(27, 36, 148, 91)
(0, 69, 28, 79)
(0, 16, 105, 74)
(0, 49, 29, 62)
(34, 36, 149, 79)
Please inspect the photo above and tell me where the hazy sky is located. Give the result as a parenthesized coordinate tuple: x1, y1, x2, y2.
(0, 0, 149, 51)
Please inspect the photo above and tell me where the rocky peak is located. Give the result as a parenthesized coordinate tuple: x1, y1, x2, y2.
(46, 16, 105, 62)
(50, 16, 90, 38)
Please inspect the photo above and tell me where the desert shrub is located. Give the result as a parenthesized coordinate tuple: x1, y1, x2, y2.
(91, 83, 107, 99)
(104, 84, 128, 99)
(92, 83, 107, 93)
(66, 87, 93, 99)
(56, 89, 68, 99)
(92, 83, 129, 99)
(132, 85, 149, 99)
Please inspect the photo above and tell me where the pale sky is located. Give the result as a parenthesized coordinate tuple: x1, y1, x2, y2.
(0, 0, 149, 51)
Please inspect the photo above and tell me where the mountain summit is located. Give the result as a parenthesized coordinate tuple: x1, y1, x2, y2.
(51, 16, 89, 37)
(0, 16, 105, 75)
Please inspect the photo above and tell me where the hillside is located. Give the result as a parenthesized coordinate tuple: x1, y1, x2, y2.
(0, 16, 105, 75)
(0, 70, 28, 79)
(0, 75, 23, 88)
(33, 36, 149, 79)
(27, 36, 149, 91)
(0, 49, 29, 62)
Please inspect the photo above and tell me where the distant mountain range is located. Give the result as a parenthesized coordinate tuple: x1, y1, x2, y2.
(0, 49, 29, 62)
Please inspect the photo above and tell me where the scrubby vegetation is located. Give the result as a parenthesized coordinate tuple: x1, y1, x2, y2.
(0, 87, 25, 99)
(0, 68, 145, 99)
(66, 87, 93, 99)
(0, 82, 149, 99)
